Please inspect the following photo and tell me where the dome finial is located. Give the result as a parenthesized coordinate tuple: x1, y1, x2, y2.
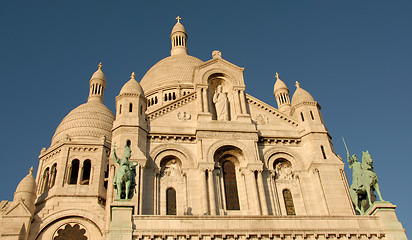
(176, 16, 181, 23)
(131, 72, 136, 79)
(29, 166, 33, 175)
(98, 62, 103, 70)
(275, 72, 280, 80)
(295, 81, 301, 88)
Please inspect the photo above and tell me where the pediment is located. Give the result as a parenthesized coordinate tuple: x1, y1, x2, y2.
(246, 94, 298, 129)
(4, 201, 31, 217)
(194, 57, 245, 87)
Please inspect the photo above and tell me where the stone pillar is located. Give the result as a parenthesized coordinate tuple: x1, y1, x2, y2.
(202, 87, 209, 113)
(106, 164, 116, 231)
(108, 201, 134, 240)
(248, 170, 261, 215)
(365, 201, 407, 240)
(257, 170, 268, 215)
(197, 88, 203, 112)
(208, 169, 216, 215)
(233, 88, 242, 116)
(138, 166, 144, 215)
(201, 169, 209, 215)
(240, 90, 247, 114)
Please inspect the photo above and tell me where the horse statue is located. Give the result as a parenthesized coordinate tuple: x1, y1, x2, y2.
(344, 138, 384, 214)
(113, 143, 137, 199)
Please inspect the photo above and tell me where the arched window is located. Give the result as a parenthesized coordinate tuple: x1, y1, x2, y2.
(172, 92, 176, 100)
(119, 104, 122, 114)
(126, 139, 131, 147)
(42, 167, 50, 192)
(300, 112, 305, 121)
(166, 187, 177, 215)
(222, 160, 240, 210)
(140, 105, 143, 115)
(104, 164, 109, 189)
(129, 103, 133, 112)
(310, 111, 315, 120)
(283, 189, 296, 215)
(81, 160, 91, 185)
(50, 163, 57, 188)
(69, 159, 80, 184)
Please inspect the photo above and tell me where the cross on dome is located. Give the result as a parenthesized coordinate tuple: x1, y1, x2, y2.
(275, 72, 280, 80)
(295, 81, 301, 88)
(98, 62, 103, 69)
(176, 16, 181, 23)
(29, 166, 33, 174)
(131, 72, 136, 79)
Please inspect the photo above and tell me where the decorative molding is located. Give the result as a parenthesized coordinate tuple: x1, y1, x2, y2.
(148, 92, 197, 121)
(290, 101, 320, 116)
(197, 131, 258, 140)
(246, 94, 298, 127)
(149, 134, 196, 143)
(258, 137, 301, 145)
(177, 112, 191, 121)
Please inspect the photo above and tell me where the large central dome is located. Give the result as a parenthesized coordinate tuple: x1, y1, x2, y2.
(139, 54, 203, 94)
(139, 18, 203, 94)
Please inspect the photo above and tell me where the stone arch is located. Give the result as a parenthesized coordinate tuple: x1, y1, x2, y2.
(201, 68, 242, 87)
(263, 147, 302, 171)
(206, 139, 255, 167)
(150, 144, 195, 169)
(33, 210, 104, 240)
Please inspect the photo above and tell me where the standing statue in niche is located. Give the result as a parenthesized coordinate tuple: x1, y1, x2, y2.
(113, 143, 137, 200)
(343, 138, 384, 215)
(213, 85, 229, 121)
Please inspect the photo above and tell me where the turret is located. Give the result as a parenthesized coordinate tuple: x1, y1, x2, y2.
(88, 62, 106, 103)
(273, 72, 291, 114)
(170, 16, 188, 56)
(14, 167, 36, 213)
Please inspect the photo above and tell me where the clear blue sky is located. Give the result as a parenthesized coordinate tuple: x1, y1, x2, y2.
(0, 0, 410, 234)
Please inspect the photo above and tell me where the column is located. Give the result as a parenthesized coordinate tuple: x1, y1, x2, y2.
(257, 170, 269, 215)
(208, 169, 216, 215)
(197, 88, 203, 112)
(248, 170, 261, 215)
(201, 169, 209, 215)
(138, 166, 144, 215)
(233, 88, 242, 116)
(105, 164, 116, 231)
(240, 90, 247, 114)
(202, 87, 209, 112)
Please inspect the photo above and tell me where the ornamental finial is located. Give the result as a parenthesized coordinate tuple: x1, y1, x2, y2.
(176, 16, 181, 23)
(295, 81, 301, 88)
(29, 166, 33, 174)
(275, 72, 280, 80)
(130, 72, 136, 79)
(98, 62, 103, 70)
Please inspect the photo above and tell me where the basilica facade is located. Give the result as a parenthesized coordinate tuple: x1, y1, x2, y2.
(0, 19, 407, 240)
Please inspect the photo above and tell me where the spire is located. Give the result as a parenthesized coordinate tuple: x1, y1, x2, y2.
(88, 62, 107, 103)
(170, 16, 188, 56)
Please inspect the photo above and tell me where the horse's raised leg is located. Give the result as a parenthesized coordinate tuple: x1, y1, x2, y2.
(350, 188, 362, 214)
(374, 183, 384, 201)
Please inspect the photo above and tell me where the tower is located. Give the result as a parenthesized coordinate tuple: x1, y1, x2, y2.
(170, 16, 188, 56)
(273, 72, 291, 114)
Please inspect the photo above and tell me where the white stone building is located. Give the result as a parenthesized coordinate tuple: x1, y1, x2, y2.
(0, 18, 407, 240)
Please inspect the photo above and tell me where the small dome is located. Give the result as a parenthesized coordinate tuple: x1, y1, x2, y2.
(119, 72, 144, 96)
(91, 63, 106, 81)
(140, 55, 203, 93)
(51, 101, 115, 146)
(171, 22, 186, 35)
(14, 168, 36, 201)
(273, 73, 288, 93)
(291, 81, 315, 106)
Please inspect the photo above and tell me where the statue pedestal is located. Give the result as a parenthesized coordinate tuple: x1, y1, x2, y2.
(365, 201, 407, 240)
(108, 200, 135, 240)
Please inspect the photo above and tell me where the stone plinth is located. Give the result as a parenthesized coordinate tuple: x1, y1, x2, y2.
(365, 201, 407, 240)
(108, 200, 135, 240)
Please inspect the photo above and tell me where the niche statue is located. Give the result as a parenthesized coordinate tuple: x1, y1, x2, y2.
(343, 138, 384, 215)
(213, 85, 229, 121)
(113, 143, 137, 199)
